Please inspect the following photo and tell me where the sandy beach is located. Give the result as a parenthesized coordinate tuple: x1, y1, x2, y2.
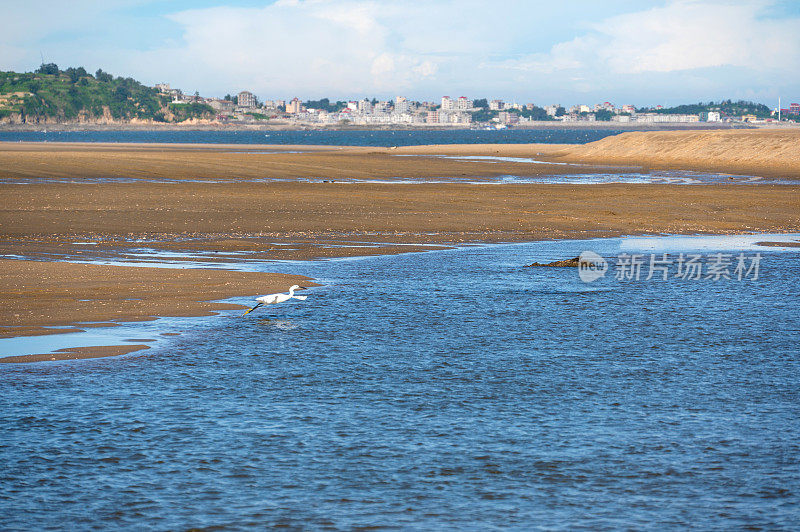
(1, 129, 799, 360)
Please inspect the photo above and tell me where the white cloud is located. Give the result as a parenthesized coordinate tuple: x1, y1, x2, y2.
(126, 0, 535, 98)
(2, 0, 797, 104)
(502, 0, 800, 75)
(140, 1, 455, 97)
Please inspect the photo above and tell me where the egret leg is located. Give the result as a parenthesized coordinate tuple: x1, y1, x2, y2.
(242, 302, 263, 316)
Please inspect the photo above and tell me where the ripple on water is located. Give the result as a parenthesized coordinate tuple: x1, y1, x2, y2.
(1, 234, 799, 528)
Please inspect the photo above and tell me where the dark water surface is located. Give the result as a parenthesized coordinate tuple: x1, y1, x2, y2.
(0, 128, 624, 146)
(1, 236, 799, 529)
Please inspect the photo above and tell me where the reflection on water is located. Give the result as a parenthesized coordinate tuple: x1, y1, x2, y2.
(1, 234, 799, 529)
(0, 316, 198, 357)
(5, 170, 794, 185)
(621, 233, 800, 251)
(257, 319, 299, 331)
(0, 128, 624, 146)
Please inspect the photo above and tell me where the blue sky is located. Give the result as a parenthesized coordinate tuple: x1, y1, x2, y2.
(2, 0, 799, 106)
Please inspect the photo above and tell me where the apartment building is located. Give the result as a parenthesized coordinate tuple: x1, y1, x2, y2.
(237, 91, 256, 108)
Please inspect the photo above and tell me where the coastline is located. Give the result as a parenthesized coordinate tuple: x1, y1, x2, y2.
(0, 121, 766, 132)
(2, 129, 799, 361)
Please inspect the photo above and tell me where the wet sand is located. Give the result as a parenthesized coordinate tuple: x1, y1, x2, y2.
(0, 259, 315, 339)
(1, 130, 799, 360)
(2, 181, 797, 240)
(0, 141, 592, 182)
(0, 344, 151, 364)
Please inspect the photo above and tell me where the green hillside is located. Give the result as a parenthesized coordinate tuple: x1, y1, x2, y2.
(0, 64, 214, 123)
(640, 100, 772, 118)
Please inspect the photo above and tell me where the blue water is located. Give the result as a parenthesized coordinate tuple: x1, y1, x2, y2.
(0, 128, 625, 147)
(1, 236, 799, 529)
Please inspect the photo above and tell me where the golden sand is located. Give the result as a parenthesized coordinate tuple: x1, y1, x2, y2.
(547, 129, 800, 178)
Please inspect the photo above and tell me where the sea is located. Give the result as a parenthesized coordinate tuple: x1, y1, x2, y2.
(2, 234, 799, 529)
(0, 128, 625, 146)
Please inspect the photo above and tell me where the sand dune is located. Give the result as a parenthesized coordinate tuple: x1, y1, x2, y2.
(549, 129, 800, 178)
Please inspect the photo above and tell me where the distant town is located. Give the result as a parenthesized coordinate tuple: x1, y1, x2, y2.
(157, 83, 800, 127)
(1, 65, 797, 127)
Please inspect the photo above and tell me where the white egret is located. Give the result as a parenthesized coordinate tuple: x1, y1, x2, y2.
(242, 285, 307, 316)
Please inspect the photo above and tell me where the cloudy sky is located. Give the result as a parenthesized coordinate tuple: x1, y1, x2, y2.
(2, 0, 798, 106)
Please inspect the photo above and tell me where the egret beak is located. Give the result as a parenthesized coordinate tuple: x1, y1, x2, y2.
(242, 302, 263, 316)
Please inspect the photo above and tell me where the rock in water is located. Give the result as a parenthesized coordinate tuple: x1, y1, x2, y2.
(526, 256, 586, 267)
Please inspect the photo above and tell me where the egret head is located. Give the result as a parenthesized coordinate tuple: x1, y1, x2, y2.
(290, 284, 301, 291)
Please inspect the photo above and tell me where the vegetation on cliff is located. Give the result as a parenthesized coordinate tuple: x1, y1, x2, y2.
(0, 64, 214, 123)
(639, 100, 773, 118)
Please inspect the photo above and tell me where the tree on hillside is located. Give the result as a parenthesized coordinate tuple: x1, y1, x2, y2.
(305, 97, 331, 110)
(471, 108, 497, 122)
(473, 98, 488, 109)
(595, 109, 613, 121)
(35, 63, 59, 75)
(114, 85, 130, 102)
(95, 69, 113, 82)
(65, 66, 88, 83)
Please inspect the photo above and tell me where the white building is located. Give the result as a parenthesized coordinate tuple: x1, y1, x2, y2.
(456, 96, 471, 111)
(357, 99, 373, 114)
(207, 99, 235, 113)
(706, 111, 721, 122)
(439, 111, 472, 124)
(237, 91, 256, 108)
(489, 99, 504, 111)
(498, 112, 519, 125)
(286, 97, 303, 114)
(441, 96, 454, 110)
(374, 101, 391, 114)
(395, 96, 409, 114)
(634, 113, 700, 123)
